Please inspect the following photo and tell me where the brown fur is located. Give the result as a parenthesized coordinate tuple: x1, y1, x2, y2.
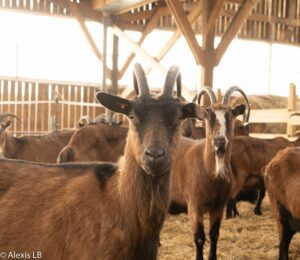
(0, 68, 200, 259)
(265, 147, 300, 259)
(170, 102, 245, 259)
(0, 129, 75, 163)
(58, 124, 128, 163)
(230, 135, 300, 201)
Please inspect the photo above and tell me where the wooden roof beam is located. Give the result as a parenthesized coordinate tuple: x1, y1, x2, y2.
(111, 25, 196, 100)
(67, 1, 112, 77)
(147, 0, 202, 71)
(215, 0, 258, 65)
(118, 6, 163, 79)
(204, 0, 226, 35)
(165, 0, 203, 65)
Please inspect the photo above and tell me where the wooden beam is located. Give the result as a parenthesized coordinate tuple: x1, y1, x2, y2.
(66, 2, 112, 76)
(111, 25, 196, 100)
(165, 0, 203, 65)
(145, 0, 202, 74)
(201, 0, 216, 94)
(204, 0, 225, 35)
(118, 6, 162, 80)
(215, 0, 258, 65)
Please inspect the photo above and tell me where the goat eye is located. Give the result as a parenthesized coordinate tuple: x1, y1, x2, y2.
(128, 115, 134, 120)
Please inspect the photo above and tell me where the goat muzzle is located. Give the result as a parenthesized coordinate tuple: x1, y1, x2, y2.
(142, 146, 170, 176)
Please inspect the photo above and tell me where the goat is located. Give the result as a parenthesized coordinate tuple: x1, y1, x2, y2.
(0, 113, 75, 163)
(227, 132, 300, 218)
(0, 63, 202, 259)
(226, 111, 300, 218)
(170, 86, 247, 260)
(265, 146, 300, 260)
(58, 123, 128, 163)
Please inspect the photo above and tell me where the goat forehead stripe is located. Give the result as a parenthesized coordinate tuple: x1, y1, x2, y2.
(215, 111, 227, 137)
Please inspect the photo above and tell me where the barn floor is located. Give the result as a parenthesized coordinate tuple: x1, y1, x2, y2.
(159, 197, 300, 259)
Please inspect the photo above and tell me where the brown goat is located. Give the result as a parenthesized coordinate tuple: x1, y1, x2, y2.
(0, 113, 75, 163)
(265, 147, 300, 260)
(227, 133, 300, 218)
(170, 86, 248, 260)
(0, 64, 202, 259)
(58, 123, 128, 163)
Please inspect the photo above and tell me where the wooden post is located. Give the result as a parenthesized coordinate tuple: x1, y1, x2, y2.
(287, 83, 297, 136)
(201, 0, 216, 106)
(107, 34, 119, 124)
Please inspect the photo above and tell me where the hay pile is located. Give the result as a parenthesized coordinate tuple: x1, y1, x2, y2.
(159, 197, 300, 259)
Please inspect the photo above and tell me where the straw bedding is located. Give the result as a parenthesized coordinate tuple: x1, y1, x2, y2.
(159, 197, 300, 259)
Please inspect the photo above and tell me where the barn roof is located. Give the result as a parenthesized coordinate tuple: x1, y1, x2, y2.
(1, 0, 299, 46)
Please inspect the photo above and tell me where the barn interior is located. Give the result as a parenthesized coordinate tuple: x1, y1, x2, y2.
(1, 0, 300, 259)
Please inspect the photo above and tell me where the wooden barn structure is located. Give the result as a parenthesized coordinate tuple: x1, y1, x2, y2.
(0, 0, 300, 135)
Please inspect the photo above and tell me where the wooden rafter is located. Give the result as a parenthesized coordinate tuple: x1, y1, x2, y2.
(215, 0, 258, 65)
(111, 25, 195, 100)
(145, 0, 202, 74)
(204, 0, 225, 35)
(165, 0, 203, 65)
(118, 6, 163, 80)
(67, 1, 112, 77)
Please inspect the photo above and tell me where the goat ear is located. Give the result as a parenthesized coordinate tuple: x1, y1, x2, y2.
(232, 104, 246, 118)
(96, 92, 131, 116)
(182, 103, 207, 121)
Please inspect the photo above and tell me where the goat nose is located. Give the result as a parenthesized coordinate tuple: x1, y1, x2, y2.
(214, 137, 226, 148)
(144, 147, 166, 160)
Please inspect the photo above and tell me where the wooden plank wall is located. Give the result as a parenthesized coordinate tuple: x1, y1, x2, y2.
(0, 78, 104, 136)
(0, 0, 72, 16)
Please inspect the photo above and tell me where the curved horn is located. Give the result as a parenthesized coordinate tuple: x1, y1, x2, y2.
(197, 87, 217, 105)
(163, 65, 181, 98)
(192, 94, 197, 103)
(290, 112, 300, 118)
(222, 86, 250, 122)
(132, 63, 150, 97)
(0, 113, 22, 123)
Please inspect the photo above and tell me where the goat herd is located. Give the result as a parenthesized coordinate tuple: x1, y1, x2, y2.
(0, 63, 299, 260)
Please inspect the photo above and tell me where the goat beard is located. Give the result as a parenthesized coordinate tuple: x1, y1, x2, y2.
(214, 153, 230, 181)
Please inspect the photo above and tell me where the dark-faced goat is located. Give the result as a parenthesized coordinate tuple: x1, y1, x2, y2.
(0, 64, 202, 259)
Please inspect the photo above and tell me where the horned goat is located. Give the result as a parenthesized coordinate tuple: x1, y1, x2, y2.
(0, 113, 74, 163)
(0, 63, 202, 259)
(170, 86, 247, 260)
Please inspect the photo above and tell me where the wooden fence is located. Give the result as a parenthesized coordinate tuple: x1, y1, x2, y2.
(0, 77, 104, 136)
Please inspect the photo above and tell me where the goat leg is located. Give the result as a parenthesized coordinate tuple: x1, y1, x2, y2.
(194, 223, 205, 260)
(208, 211, 222, 260)
(278, 205, 295, 260)
(226, 198, 238, 219)
(253, 177, 265, 215)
